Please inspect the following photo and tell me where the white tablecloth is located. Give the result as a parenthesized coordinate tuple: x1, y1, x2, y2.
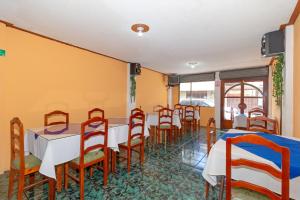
(25, 122, 149, 179)
(202, 129, 300, 199)
(146, 113, 181, 129)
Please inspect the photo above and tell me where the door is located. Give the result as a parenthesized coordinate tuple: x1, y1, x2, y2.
(221, 78, 268, 129)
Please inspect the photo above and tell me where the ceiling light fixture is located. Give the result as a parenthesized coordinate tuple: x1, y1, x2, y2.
(187, 61, 199, 69)
(131, 24, 150, 37)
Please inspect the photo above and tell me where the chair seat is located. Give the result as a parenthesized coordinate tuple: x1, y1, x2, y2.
(185, 117, 194, 121)
(121, 138, 142, 146)
(71, 150, 104, 165)
(12, 154, 41, 170)
(158, 125, 171, 129)
(232, 188, 269, 200)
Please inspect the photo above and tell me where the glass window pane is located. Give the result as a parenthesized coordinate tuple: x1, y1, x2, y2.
(244, 81, 263, 97)
(244, 97, 264, 116)
(179, 83, 191, 105)
(225, 83, 241, 97)
(224, 97, 240, 120)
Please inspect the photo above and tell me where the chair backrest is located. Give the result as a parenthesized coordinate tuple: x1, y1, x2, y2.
(206, 118, 216, 154)
(88, 108, 105, 119)
(10, 117, 25, 170)
(80, 117, 108, 166)
(248, 107, 266, 118)
(131, 107, 144, 115)
(128, 112, 145, 146)
(247, 116, 279, 134)
(174, 107, 184, 121)
(153, 105, 164, 112)
(184, 105, 195, 120)
(44, 110, 69, 126)
(226, 134, 290, 200)
(174, 104, 181, 110)
(158, 108, 173, 127)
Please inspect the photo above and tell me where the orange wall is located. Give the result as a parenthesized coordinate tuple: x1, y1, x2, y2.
(172, 85, 179, 105)
(136, 68, 168, 112)
(0, 23, 127, 173)
(294, 16, 300, 138)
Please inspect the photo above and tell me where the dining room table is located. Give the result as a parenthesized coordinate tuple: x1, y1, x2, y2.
(202, 129, 300, 199)
(24, 118, 149, 192)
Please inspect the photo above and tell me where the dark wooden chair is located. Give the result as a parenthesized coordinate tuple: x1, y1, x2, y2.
(88, 108, 105, 119)
(247, 116, 279, 134)
(156, 108, 174, 148)
(44, 110, 69, 126)
(131, 107, 144, 115)
(64, 117, 109, 200)
(8, 118, 53, 200)
(205, 118, 224, 200)
(184, 105, 196, 132)
(118, 112, 145, 172)
(226, 134, 290, 200)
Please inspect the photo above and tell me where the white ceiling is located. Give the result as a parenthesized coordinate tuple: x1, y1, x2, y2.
(0, 0, 297, 74)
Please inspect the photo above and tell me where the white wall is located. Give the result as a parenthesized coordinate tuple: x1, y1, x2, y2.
(127, 63, 136, 117)
(282, 25, 294, 136)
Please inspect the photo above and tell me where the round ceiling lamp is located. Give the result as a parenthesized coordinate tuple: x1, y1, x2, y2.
(131, 24, 150, 37)
(187, 61, 199, 69)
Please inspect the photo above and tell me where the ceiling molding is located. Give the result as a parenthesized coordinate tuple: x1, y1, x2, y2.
(0, 19, 128, 64)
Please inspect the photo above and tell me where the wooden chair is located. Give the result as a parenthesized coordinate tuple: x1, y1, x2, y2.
(226, 134, 290, 200)
(64, 117, 109, 200)
(153, 105, 164, 112)
(204, 118, 224, 200)
(44, 110, 69, 126)
(8, 118, 53, 200)
(184, 105, 196, 132)
(118, 112, 145, 172)
(131, 107, 144, 115)
(248, 107, 266, 118)
(88, 108, 105, 119)
(156, 108, 174, 148)
(247, 116, 279, 134)
(174, 103, 182, 110)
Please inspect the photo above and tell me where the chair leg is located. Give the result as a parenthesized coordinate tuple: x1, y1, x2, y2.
(17, 172, 25, 200)
(140, 144, 144, 164)
(127, 148, 131, 173)
(79, 168, 85, 200)
(218, 176, 225, 200)
(103, 157, 108, 185)
(205, 181, 210, 200)
(29, 173, 35, 185)
(89, 167, 93, 177)
(64, 164, 69, 190)
(8, 168, 15, 199)
(164, 130, 167, 149)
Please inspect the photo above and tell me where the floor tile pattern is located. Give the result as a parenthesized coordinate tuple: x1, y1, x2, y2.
(0, 128, 224, 200)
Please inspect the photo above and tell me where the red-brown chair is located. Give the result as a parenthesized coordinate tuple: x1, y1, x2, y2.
(174, 103, 182, 110)
(156, 108, 174, 148)
(131, 107, 144, 115)
(44, 110, 69, 126)
(184, 105, 196, 132)
(226, 134, 290, 200)
(247, 116, 279, 134)
(64, 117, 109, 200)
(118, 112, 145, 172)
(8, 118, 53, 200)
(88, 108, 105, 119)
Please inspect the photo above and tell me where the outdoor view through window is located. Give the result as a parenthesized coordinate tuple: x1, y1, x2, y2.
(179, 81, 215, 107)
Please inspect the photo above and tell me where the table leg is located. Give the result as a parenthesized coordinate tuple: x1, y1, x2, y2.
(56, 164, 63, 192)
(48, 178, 56, 200)
(111, 149, 116, 173)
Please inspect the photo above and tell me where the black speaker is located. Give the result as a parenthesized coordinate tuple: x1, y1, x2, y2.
(261, 30, 285, 57)
(130, 63, 141, 75)
(168, 74, 179, 86)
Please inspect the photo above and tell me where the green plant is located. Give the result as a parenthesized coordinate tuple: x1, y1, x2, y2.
(130, 75, 136, 102)
(272, 54, 284, 105)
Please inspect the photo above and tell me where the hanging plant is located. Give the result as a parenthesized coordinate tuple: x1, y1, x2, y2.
(130, 75, 136, 102)
(272, 54, 284, 105)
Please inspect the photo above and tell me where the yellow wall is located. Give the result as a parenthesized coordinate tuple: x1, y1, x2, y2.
(199, 107, 215, 126)
(0, 23, 128, 173)
(172, 85, 179, 105)
(294, 16, 300, 138)
(136, 68, 168, 112)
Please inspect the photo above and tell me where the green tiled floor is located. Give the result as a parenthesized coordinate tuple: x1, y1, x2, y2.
(0, 128, 222, 199)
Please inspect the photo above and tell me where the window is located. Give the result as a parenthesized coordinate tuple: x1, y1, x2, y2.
(179, 81, 215, 107)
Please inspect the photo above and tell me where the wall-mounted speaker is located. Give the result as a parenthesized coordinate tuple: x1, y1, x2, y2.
(130, 63, 141, 75)
(168, 74, 180, 86)
(261, 30, 285, 57)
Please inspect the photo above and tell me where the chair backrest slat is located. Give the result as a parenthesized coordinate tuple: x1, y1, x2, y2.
(248, 107, 266, 118)
(226, 134, 290, 200)
(10, 117, 25, 170)
(44, 110, 69, 126)
(247, 116, 279, 134)
(184, 105, 195, 120)
(88, 108, 105, 119)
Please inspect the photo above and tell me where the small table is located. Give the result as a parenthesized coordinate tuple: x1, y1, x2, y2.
(202, 129, 300, 199)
